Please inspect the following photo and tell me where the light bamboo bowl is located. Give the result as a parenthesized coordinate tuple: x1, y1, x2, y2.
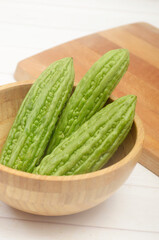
(0, 81, 144, 216)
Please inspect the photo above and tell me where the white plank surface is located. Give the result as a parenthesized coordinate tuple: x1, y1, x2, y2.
(0, 0, 159, 239)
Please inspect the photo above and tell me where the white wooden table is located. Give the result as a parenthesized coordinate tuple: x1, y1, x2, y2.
(0, 0, 159, 239)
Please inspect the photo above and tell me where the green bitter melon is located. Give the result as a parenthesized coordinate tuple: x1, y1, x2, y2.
(34, 95, 136, 176)
(0, 57, 74, 172)
(46, 49, 130, 155)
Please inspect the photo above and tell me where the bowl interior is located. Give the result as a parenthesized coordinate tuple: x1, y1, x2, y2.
(0, 83, 136, 170)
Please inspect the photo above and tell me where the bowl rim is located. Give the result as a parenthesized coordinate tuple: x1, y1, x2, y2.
(0, 81, 144, 181)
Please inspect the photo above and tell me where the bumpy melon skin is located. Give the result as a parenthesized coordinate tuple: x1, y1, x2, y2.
(46, 49, 130, 155)
(34, 95, 136, 176)
(0, 58, 74, 172)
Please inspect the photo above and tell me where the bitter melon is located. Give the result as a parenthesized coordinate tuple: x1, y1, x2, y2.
(0, 57, 74, 172)
(34, 95, 136, 176)
(46, 49, 129, 155)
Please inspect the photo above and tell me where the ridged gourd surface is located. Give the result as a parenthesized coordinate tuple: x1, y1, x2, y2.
(0, 57, 74, 172)
(46, 49, 129, 155)
(34, 95, 136, 176)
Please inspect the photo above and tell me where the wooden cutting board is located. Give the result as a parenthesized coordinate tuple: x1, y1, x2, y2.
(14, 22, 159, 176)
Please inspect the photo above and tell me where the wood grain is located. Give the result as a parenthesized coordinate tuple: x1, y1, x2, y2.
(0, 82, 144, 216)
(14, 22, 159, 176)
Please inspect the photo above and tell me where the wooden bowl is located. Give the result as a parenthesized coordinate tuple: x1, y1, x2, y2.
(0, 82, 144, 216)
